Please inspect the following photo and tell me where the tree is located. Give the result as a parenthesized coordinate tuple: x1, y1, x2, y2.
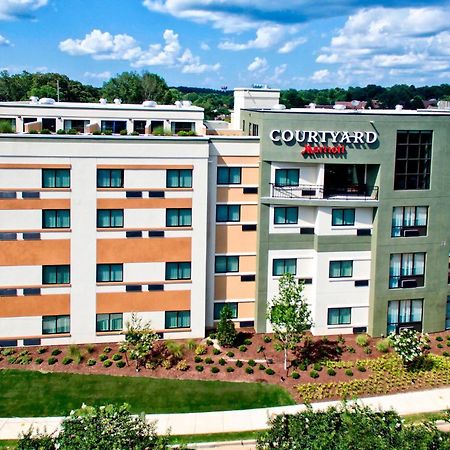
(267, 273, 312, 372)
(217, 305, 237, 347)
(18, 404, 172, 450)
(102, 72, 144, 103)
(142, 72, 170, 102)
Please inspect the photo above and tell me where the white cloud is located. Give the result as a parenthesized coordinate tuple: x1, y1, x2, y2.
(59, 28, 220, 75)
(0, 0, 47, 20)
(310, 69, 331, 82)
(315, 6, 450, 84)
(278, 37, 306, 54)
(84, 71, 112, 80)
(200, 42, 210, 51)
(247, 57, 268, 72)
(0, 35, 11, 46)
(219, 25, 289, 51)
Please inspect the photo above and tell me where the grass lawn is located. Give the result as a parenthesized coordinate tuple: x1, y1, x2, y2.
(170, 430, 261, 445)
(0, 369, 294, 417)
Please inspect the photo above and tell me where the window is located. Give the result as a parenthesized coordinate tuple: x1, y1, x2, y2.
(217, 167, 241, 184)
(166, 208, 192, 227)
(214, 302, 238, 320)
(101, 120, 127, 134)
(446, 296, 450, 330)
(329, 261, 353, 278)
(63, 119, 88, 133)
(274, 207, 298, 224)
(165, 262, 191, 280)
(96, 264, 123, 282)
(42, 315, 70, 334)
(327, 307, 351, 325)
(96, 313, 123, 332)
(332, 209, 355, 226)
(387, 299, 423, 333)
(133, 120, 146, 134)
(216, 205, 240, 222)
(171, 122, 194, 134)
(150, 121, 164, 133)
(97, 209, 124, 228)
(165, 311, 190, 328)
(273, 258, 297, 276)
(391, 206, 428, 237)
(97, 169, 124, 188)
(215, 256, 239, 273)
(43, 210, 70, 228)
(275, 169, 299, 187)
(394, 131, 432, 190)
(389, 253, 425, 288)
(42, 265, 70, 284)
(166, 169, 192, 188)
(42, 169, 70, 188)
(42, 118, 56, 132)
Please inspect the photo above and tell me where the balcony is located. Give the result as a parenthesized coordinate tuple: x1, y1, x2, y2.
(270, 184, 379, 201)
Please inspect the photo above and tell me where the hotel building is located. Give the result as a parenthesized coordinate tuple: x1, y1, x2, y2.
(0, 89, 448, 346)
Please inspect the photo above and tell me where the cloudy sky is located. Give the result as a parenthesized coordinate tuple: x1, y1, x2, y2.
(1, 0, 450, 89)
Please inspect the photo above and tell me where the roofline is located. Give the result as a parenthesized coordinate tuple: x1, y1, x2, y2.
(240, 108, 450, 116)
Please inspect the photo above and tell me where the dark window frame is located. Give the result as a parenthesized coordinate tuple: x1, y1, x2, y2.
(166, 208, 192, 227)
(165, 310, 191, 329)
(329, 260, 353, 278)
(97, 209, 124, 228)
(96, 264, 123, 282)
(42, 169, 70, 188)
(274, 206, 299, 224)
(332, 209, 355, 226)
(213, 302, 238, 320)
(215, 256, 239, 273)
(166, 169, 193, 188)
(97, 169, 124, 188)
(42, 265, 70, 285)
(327, 307, 351, 325)
(274, 168, 300, 187)
(42, 315, 70, 334)
(96, 313, 123, 332)
(216, 205, 241, 222)
(165, 262, 191, 280)
(387, 298, 423, 333)
(272, 258, 297, 276)
(217, 167, 242, 185)
(42, 209, 70, 229)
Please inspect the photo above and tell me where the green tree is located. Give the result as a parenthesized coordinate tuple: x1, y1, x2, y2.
(217, 305, 237, 347)
(267, 273, 312, 372)
(142, 72, 170, 102)
(102, 72, 145, 103)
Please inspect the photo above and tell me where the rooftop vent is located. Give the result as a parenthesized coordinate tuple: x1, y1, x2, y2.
(113, 98, 122, 105)
(308, 103, 316, 109)
(39, 98, 56, 105)
(99, 98, 107, 105)
(272, 104, 286, 110)
(174, 100, 182, 108)
(142, 100, 157, 107)
(333, 104, 346, 110)
(182, 100, 192, 107)
(29, 96, 39, 104)
(395, 104, 403, 111)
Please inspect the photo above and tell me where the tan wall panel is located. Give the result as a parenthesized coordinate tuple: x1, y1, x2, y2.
(97, 198, 191, 210)
(97, 290, 190, 313)
(0, 294, 70, 317)
(0, 199, 70, 210)
(217, 156, 259, 165)
(242, 167, 259, 185)
(214, 276, 255, 299)
(216, 187, 258, 203)
(241, 204, 258, 222)
(239, 255, 257, 272)
(97, 238, 191, 263)
(0, 240, 70, 266)
(215, 226, 256, 253)
(238, 302, 255, 319)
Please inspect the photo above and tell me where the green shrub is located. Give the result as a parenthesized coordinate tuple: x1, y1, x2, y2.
(206, 339, 214, 346)
(357, 365, 366, 372)
(356, 334, 370, 347)
(103, 360, 112, 368)
(209, 332, 217, 339)
(56, 129, 66, 134)
(327, 368, 337, 376)
(2, 348, 15, 356)
(104, 130, 113, 135)
(259, 364, 266, 370)
(235, 360, 243, 368)
(176, 359, 189, 371)
(298, 361, 308, 371)
(436, 336, 443, 341)
(376, 339, 390, 353)
(130, 131, 139, 136)
(217, 305, 237, 347)
(195, 344, 207, 355)
(345, 369, 354, 376)
(62, 357, 73, 365)
(322, 336, 329, 343)
(194, 356, 203, 363)
(211, 366, 220, 373)
(257, 345, 265, 353)
(116, 360, 126, 368)
(437, 343, 443, 349)
(112, 353, 122, 361)
(67, 128, 78, 135)
(263, 335, 272, 343)
(29, 129, 39, 134)
(239, 345, 247, 352)
(103, 346, 112, 354)
(364, 347, 372, 354)
(226, 366, 234, 373)
(51, 348, 61, 356)
(205, 357, 213, 364)
(86, 344, 95, 354)
(291, 371, 300, 379)
(16, 351, 32, 365)
(7, 356, 17, 364)
(87, 359, 96, 366)
(48, 357, 57, 365)
(443, 351, 450, 357)
(226, 351, 234, 357)
(218, 358, 226, 366)
(195, 365, 204, 372)
(119, 129, 128, 135)
(37, 347, 47, 354)
(337, 335, 346, 344)
(245, 367, 254, 374)
(212, 348, 221, 355)
(40, 128, 51, 134)
(248, 359, 256, 367)
(92, 130, 101, 135)
(347, 346, 355, 353)
(152, 126, 165, 136)
(447, 342, 450, 347)
(35, 358, 43, 364)
(243, 338, 252, 345)
(266, 368, 275, 375)
(99, 353, 108, 362)
(309, 370, 319, 379)
(0, 120, 14, 133)
(313, 362, 322, 371)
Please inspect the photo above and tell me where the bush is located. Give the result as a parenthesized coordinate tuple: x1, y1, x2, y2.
(130, 131, 139, 136)
(119, 129, 128, 135)
(257, 345, 265, 353)
(206, 339, 214, 346)
(212, 348, 221, 355)
(37, 347, 47, 354)
(86, 344, 95, 354)
(103, 346, 112, 354)
(436, 336, 443, 342)
(347, 346, 355, 353)
(7, 356, 17, 364)
(235, 360, 243, 368)
(99, 353, 108, 362)
(67, 128, 78, 135)
(356, 334, 370, 347)
(205, 357, 213, 364)
(92, 130, 101, 135)
(195, 344, 207, 355)
(0, 120, 14, 133)
(443, 351, 450, 357)
(195, 365, 204, 372)
(226, 366, 234, 373)
(62, 357, 73, 365)
(112, 353, 122, 361)
(218, 358, 226, 366)
(194, 356, 203, 363)
(87, 359, 96, 366)
(364, 347, 372, 354)
(56, 129, 66, 134)
(259, 364, 266, 370)
(309, 370, 319, 379)
(263, 335, 272, 343)
(217, 305, 237, 347)
(209, 332, 217, 339)
(390, 329, 429, 368)
(243, 338, 252, 346)
(40, 128, 51, 134)
(239, 345, 247, 352)
(104, 130, 113, 135)
(266, 368, 275, 375)
(176, 359, 189, 371)
(211, 366, 220, 373)
(291, 371, 300, 379)
(245, 367, 254, 374)
(298, 361, 308, 371)
(35, 357, 43, 365)
(345, 369, 354, 376)
(226, 351, 235, 357)
(437, 343, 443, 349)
(248, 359, 256, 367)
(103, 360, 112, 368)
(313, 363, 322, 371)
(116, 360, 126, 368)
(48, 357, 57, 365)
(357, 365, 366, 372)
(327, 368, 336, 376)
(337, 335, 346, 344)
(29, 129, 39, 134)
(51, 348, 61, 356)
(376, 339, 390, 353)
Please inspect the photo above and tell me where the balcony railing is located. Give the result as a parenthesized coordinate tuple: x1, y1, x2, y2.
(270, 184, 379, 201)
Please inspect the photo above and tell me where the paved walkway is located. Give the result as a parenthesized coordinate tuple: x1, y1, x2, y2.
(0, 387, 449, 440)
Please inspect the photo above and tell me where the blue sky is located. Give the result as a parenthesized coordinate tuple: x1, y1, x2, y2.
(1, 0, 450, 89)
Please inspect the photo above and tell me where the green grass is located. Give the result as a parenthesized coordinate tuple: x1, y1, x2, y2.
(0, 369, 294, 417)
(0, 441, 16, 449)
(170, 430, 261, 444)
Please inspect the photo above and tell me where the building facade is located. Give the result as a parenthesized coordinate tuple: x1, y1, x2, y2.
(0, 90, 449, 347)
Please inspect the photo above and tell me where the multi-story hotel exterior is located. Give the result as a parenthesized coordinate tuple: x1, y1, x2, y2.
(0, 89, 448, 346)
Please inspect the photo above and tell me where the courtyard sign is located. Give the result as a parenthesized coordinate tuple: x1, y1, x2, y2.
(270, 129, 378, 145)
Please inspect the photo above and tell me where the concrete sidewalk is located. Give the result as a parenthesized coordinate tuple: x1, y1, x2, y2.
(0, 387, 449, 440)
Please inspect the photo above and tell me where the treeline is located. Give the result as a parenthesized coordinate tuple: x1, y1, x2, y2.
(1, 71, 450, 118)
